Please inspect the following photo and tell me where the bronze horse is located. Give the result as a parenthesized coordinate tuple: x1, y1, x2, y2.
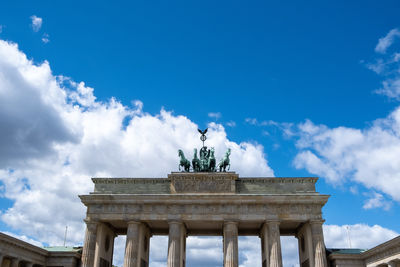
(178, 149, 190, 172)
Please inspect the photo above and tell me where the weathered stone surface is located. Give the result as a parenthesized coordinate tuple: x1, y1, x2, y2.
(92, 178, 170, 194)
(167, 221, 186, 267)
(169, 172, 238, 194)
(236, 177, 317, 194)
(91, 172, 319, 195)
(80, 172, 331, 266)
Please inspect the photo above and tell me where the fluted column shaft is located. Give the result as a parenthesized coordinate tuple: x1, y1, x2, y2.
(167, 221, 186, 267)
(10, 258, 19, 267)
(223, 221, 238, 267)
(81, 220, 98, 267)
(260, 223, 269, 267)
(310, 220, 328, 267)
(124, 221, 142, 267)
(268, 221, 282, 267)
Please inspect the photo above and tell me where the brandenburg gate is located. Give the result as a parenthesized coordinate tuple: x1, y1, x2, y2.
(79, 172, 329, 267)
(79, 129, 329, 267)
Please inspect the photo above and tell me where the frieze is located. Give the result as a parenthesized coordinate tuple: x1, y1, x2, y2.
(171, 179, 233, 193)
(92, 178, 169, 184)
(236, 178, 318, 184)
(88, 203, 322, 217)
(170, 173, 237, 193)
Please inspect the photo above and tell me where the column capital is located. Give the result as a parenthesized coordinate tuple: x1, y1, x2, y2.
(266, 219, 281, 225)
(309, 219, 325, 225)
(10, 258, 20, 267)
(224, 221, 239, 226)
(126, 220, 142, 226)
(168, 220, 184, 225)
(83, 219, 99, 224)
(83, 219, 99, 231)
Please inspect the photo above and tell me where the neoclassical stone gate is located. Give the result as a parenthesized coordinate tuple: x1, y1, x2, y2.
(79, 172, 329, 267)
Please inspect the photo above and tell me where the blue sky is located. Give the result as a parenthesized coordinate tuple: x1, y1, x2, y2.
(1, 0, 400, 266)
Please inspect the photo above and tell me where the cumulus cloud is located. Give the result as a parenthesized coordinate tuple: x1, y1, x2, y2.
(0, 40, 78, 168)
(1, 33, 397, 267)
(30, 15, 43, 32)
(324, 224, 398, 249)
(294, 112, 400, 205)
(0, 38, 274, 253)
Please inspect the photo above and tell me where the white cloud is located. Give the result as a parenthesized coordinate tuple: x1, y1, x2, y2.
(294, 29, 400, 204)
(375, 78, 400, 100)
(42, 33, 50, 43)
(0, 39, 274, 251)
(366, 58, 386, 74)
(245, 118, 295, 137)
(366, 28, 400, 99)
(1, 34, 398, 267)
(363, 192, 392, 211)
(324, 224, 398, 249)
(245, 117, 258, 125)
(244, 118, 272, 127)
(30, 15, 43, 32)
(208, 112, 221, 120)
(226, 120, 236, 127)
(0, 40, 78, 168)
(293, 111, 400, 205)
(375, 28, 400, 54)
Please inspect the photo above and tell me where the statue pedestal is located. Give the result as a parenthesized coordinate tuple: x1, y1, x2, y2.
(168, 172, 238, 194)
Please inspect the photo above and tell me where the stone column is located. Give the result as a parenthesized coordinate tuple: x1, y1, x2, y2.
(124, 221, 141, 267)
(143, 230, 151, 267)
(267, 221, 282, 267)
(310, 220, 328, 267)
(0, 254, 3, 266)
(81, 220, 98, 267)
(10, 258, 19, 267)
(296, 223, 314, 267)
(167, 221, 186, 267)
(260, 223, 269, 267)
(223, 221, 238, 267)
